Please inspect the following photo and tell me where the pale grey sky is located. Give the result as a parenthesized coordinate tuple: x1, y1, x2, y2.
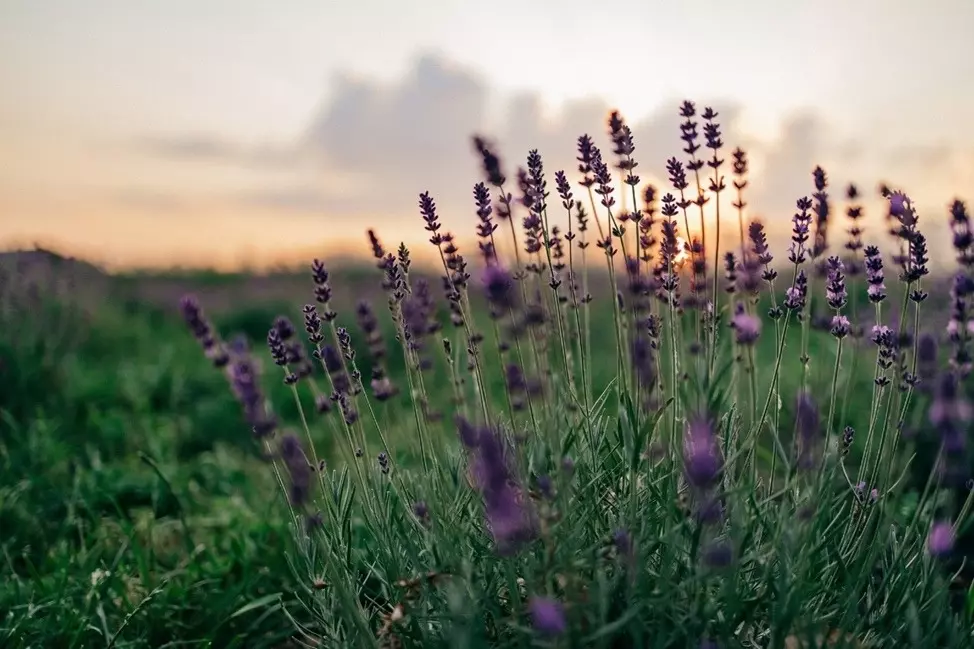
(1, 0, 971, 268)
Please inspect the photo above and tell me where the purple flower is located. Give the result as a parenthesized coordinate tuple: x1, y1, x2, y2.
(279, 433, 312, 507)
(561, 456, 575, 475)
(682, 416, 723, 489)
(310, 260, 336, 320)
(484, 264, 517, 312)
(473, 136, 506, 187)
(927, 520, 955, 557)
(841, 425, 855, 456)
(825, 256, 847, 310)
(612, 528, 632, 556)
(785, 270, 809, 312)
(917, 333, 938, 387)
(267, 328, 287, 366)
(694, 494, 726, 524)
(749, 221, 774, 269)
(459, 419, 536, 554)
(701, 538, 734, 568)
(788, 197, 814, 264)
(180, 295, 229, 367)
(795, 391, 820, 469)
(731, 303, 761, 345)
(929, 373, 972, 455)
(863, 245, 886, 303)
(830, 315, 851, 339)
(889, 192, 907, 217)
(528, 597, 567, 636)
(536, 475, 553, 499)
(632, 334, 657, 387)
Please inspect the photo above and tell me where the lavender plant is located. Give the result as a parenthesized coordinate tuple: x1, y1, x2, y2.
(181, 104, 974, 647)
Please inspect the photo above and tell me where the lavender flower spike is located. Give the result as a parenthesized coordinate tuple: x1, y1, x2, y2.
(459, 418, 536, 554)
(863, 245, 886, 303)
(682, 416, 723, 489)
(528, 596, 567, 636)
(927, 520, 955, 557)
(731, 302, 761, 345)
(825, 256, 847, 310)
(795, 390, 821, 470)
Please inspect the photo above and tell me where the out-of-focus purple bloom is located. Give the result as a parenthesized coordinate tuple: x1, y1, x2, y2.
(702, 538, 734, 568)
(927, 520, 955, 557)
(561, 456, 575, 475)
(795, 391, 820, 470)
(180, 295, 230, 367)
(484, 264, 517, 313)
(279, 433, 312, 507)
(321, 344, 350, 394)
(749, 221, 775, 275)
(458, 418, 536, 554)
(812, 166, 831, 260)
(694, 494, 725, 525)
(682, 416, 723, 489)
(917, 333, 938, 388)
(528, 596, 567, 637)
(929, 373, 972, 454)
(731, 303, 761, 345)
(632, 334, 657, 388)
(224, 349, 277, 439)
(612, 528, 632, 556)
(536, 475, 553, 499)
(473, 135, 506, 188)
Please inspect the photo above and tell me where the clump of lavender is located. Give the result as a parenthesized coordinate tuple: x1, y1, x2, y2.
(458, 417, 536, 555)
(172, 100, 974, 646)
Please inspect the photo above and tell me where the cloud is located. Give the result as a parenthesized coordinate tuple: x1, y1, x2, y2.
(291, 53, 850, 233)
(136, 134, 301, 170)
(113, 189, 187, 212)
(137, 135, 241, 160)
(235, 185, 331, 212)
(142, 53, 970, 255)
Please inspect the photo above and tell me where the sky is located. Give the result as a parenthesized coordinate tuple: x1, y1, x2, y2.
(1, 0, 972, 270)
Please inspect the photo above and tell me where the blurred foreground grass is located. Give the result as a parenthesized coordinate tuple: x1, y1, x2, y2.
(0, 254, 912, 647)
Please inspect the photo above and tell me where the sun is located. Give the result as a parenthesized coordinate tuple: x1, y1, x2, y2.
(673, 236, 690, 267)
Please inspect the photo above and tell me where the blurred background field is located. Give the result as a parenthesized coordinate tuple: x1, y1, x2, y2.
(0, 245, 959, 646)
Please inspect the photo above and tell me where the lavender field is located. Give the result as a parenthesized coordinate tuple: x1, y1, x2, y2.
(2, 101, 974, 647)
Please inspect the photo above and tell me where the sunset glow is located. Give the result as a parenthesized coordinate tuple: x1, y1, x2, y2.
(2, 1, 972, 269)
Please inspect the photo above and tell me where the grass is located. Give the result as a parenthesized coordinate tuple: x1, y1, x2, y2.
(2, 102, 974, 647)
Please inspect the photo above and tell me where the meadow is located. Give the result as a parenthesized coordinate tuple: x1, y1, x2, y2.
(2, 103, 973, 648)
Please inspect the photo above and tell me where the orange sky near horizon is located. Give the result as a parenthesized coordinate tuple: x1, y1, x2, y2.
(2, 1, 973, 271)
